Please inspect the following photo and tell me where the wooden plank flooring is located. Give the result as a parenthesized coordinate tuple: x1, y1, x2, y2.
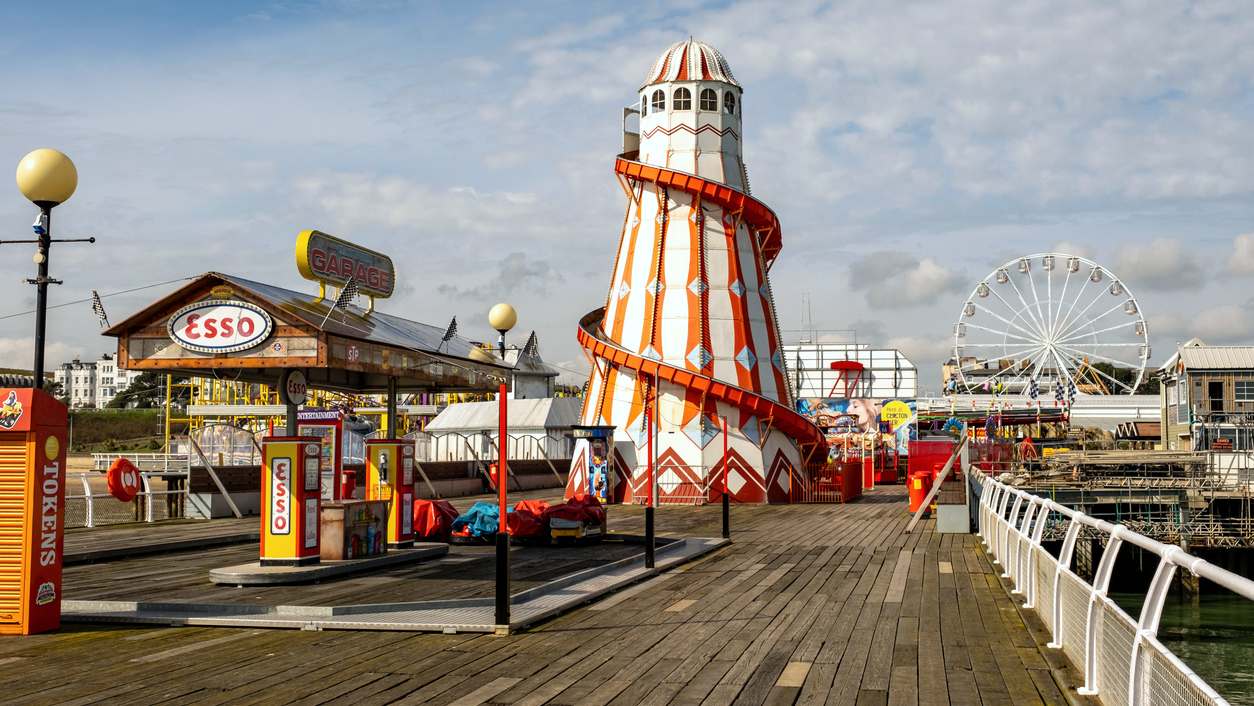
(5, 485, 1073, 705)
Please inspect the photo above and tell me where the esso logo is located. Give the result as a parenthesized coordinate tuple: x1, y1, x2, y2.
(167, 300, 273, 354)
(284, 370, 308, 405)
(304, 443, 320, 456)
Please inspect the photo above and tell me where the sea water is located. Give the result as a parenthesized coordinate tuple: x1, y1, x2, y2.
(1111, 592, 1254, 705)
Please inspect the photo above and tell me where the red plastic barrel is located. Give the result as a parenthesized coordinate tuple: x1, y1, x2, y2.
(908, 471, 932, 513)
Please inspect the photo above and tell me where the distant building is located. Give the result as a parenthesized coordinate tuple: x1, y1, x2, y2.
(1158, 339, 1254, 451)
(786, 342, 917, 399)
(54, 353, 145, 408)
(501, 332, 559, 400)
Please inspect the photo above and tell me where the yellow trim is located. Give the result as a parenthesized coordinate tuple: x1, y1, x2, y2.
(295, 229, 396, 299)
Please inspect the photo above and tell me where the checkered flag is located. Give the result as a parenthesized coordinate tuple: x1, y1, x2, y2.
(320, 279, 359, 328)
(334, 279, 359, 310)
(91, 290, 109, 328)
(1054, 380, 1064, 403)
(1067, 378, 1077, 406)
(442, 316, 457, 342)
(1028, 376, 1039, 401)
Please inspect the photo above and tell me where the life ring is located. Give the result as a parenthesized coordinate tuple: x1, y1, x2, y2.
(107, 458, 142, 502)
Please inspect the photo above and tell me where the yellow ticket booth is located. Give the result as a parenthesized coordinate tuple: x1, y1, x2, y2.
(0, 388, 67, 635)
(366, 439, 415, 548)
(261, 437, 322, 566)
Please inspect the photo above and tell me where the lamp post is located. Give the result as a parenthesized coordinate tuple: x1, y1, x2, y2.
(11, 149, 90, 389)
(488, 303, 515, 632)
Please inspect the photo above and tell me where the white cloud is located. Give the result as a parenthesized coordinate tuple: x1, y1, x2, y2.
(0, 338, 85, 371)
(885, 335, 954, 368)
(848, 252, 966, 308)
(1224, 233, 1254, 277)
(1149, 301, 1254, 346)
(1051, 241, 1098, 260)
(1113, 238, 1205, 291)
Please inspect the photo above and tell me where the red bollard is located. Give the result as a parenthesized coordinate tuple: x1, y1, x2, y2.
(908, 471, 933, 514)
(341, 470, 357, 500)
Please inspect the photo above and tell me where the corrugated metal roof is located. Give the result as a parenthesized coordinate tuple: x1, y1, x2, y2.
(425, 397, 582, 433)
(1179, 346, 1254, 370)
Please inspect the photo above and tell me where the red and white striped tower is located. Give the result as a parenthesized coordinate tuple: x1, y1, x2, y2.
(568, 40, 825, 504)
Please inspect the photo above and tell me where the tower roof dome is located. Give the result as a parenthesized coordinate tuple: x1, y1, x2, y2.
(640, 39, 741, 91)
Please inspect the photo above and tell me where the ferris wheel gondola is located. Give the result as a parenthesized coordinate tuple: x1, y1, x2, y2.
(951, 253, 1150, 396)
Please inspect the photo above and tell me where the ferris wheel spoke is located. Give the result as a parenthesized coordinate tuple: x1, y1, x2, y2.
(983, 286, 1045, 339)
(1049, 266, 1073, 338)
(971, 304, 1047, 343)
(1003, 276, 1049, 338)
(1053, 346, 1137, 394)
(1026, 269, 1051, 339)
(957, 342, 1045, 348)
(1053, 283, 1108, 343)
(1054, 341, 1143, 373)
(1050, 272, 1084, 340)
(1055, 319, 1141, 345)
(1056, 298, 1128, 344)
(960, 322, 1040, 346)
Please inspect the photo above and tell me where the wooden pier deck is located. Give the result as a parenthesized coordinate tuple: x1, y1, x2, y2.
(2, 485, 1084, 705)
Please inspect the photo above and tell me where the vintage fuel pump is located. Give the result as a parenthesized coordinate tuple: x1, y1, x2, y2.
(261, 437, 322, 565)
(366, 439, 415, 548)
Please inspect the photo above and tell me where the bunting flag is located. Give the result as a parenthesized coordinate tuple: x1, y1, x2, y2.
(91, 290, 109, 328)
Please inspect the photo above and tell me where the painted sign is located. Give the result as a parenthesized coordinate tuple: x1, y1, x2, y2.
(295, 229, 395, 299)
(0, 390, 24, 430)
(282, 369, 308, 406)
(796, 397, 918, 459)
(270, 457, 291, 535)
(168, 300, 273, 354)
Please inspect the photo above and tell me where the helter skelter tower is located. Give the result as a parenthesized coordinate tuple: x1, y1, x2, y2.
(568, 39, 826, 504)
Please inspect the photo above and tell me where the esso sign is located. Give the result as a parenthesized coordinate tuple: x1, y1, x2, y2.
(168, 300, 273, 354)
(283, 370, 308, 406)
(107, 458, 142, 502)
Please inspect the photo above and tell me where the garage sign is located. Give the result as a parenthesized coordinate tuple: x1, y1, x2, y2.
(295, 229, 395, 299)
(168, 300, 274, 354)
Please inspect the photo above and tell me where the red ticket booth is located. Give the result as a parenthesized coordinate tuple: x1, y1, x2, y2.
(366, 439, 415, 548)
(261, 437, 322, 566)
(0, 388, 67, 635)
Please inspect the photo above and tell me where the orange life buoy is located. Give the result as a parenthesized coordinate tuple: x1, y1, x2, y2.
(107, 458, 141, 502)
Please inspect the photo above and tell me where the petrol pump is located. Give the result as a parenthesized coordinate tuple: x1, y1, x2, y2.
(0, 388, 67, 635)
(261, 437, 322, 565)
(366, 439, 415, 548)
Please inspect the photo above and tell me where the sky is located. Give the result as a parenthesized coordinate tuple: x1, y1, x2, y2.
(1, 0, 1252, 396)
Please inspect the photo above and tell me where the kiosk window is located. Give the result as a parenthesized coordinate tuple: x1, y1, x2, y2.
(700, 89, 718, 111)
(724, 92, 737, 115)
(673, 87, 691, 111)
(651, 89, 665, 113)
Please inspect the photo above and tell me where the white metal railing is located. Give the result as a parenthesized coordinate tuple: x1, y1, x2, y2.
(405, 430, 574, 464)
(66, 471, 189, 528)
(975, 469, 1254, 706)
(92, 452, 189, 472)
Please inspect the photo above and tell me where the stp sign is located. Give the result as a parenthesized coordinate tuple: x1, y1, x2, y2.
(168, 300, 273, 354)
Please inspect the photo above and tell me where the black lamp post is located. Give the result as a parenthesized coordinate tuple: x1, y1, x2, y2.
(488, 302, 516, 632)
(12, 149, 91, 389)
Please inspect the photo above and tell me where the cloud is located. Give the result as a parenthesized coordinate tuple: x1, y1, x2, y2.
(1149, 299, 1254, 346)
(1113, 237, 1205, 291)
(848, 252, 966, 308)
(438, 252, 564, 299)
(1051, 241, 1098, 260)
(0, 338, 85, 371)
(884, 335, 954, 369)
(1224, 233, 1254, 277)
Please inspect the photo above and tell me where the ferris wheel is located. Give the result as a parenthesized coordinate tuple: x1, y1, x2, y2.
(952, 253, 1150, 396)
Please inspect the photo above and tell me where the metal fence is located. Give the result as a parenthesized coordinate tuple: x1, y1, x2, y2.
(975, 469, 1254, 706)
(65, 471, 188, 528)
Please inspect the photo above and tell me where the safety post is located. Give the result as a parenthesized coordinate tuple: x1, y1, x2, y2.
(495, 383, 510, 632)
(645, 388, 655, 569)
(721, 415, 729, 539)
